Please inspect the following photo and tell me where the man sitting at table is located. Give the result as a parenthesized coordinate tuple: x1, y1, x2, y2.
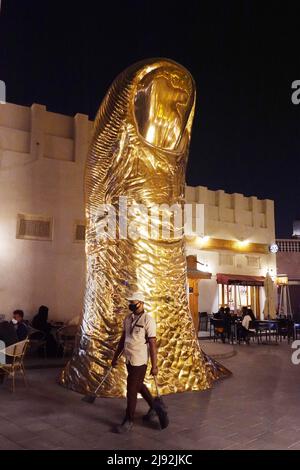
(214, 308, 226, 343)
(12, 310, 28, 341)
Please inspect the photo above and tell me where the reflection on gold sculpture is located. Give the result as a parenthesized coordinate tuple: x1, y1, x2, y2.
(60, 58, 230, 396)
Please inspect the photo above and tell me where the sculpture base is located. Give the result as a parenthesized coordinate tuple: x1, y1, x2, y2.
(59, 348, 231, 398)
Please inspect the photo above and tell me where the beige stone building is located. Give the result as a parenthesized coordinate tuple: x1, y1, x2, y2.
(0, 102, 92, 322)
(185, 187, 277, 325)
(276, 223, 300, 318)
(0, 102, 277, 323)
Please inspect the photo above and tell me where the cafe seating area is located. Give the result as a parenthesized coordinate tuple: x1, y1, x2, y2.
(201, 311, 298, 345)
(25, 320, 77, 358)
(0, 317, 78, 392)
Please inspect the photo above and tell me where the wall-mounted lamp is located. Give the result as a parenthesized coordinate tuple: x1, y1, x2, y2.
(237, 240, 249, 248)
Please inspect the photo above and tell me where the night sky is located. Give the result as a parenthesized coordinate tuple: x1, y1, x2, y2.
(0, 0, 299, 237)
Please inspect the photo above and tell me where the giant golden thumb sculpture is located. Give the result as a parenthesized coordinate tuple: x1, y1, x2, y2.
(61, 58, 229, 396)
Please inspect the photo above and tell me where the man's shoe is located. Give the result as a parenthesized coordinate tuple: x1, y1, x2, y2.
(114, 420, 133, 434)
(142, 407, 157, 421)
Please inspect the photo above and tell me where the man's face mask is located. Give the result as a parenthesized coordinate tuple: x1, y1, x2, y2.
(129, 302, 140, 312)
(11, 318, 18, 325)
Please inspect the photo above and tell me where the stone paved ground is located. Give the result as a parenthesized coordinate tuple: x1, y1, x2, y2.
(0, 341, 300, 450)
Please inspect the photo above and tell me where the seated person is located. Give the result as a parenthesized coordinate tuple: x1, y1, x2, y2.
(0, 320, 18, 346)
(32, 305, 57, 356)
(238, 309, 255, 343)
(12, 310, 28, 341)
(241, 306, 248, 318)
(223, 307, 232, 340)
(213, 307, 226, 343)
(246, 308, 256, 322)
(0, 321, 19, 384)
(32, 305, 51, 334)
(214, 307, 224, 319)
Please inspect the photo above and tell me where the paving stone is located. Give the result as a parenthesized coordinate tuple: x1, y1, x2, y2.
(0, 342, 299, 450)
(0, 435, 25, 450)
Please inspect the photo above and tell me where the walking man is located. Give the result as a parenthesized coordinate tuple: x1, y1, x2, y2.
(112, 291, 157, 433)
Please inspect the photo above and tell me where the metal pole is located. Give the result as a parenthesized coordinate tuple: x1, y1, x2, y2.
(283, 286, 287, 315)
(287, 284, 292, 318)
(279, 286, 283, 315)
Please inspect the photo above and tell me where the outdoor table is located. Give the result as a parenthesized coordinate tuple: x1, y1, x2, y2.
(294, 323, 300, 340)
(254, 320, 279, 344)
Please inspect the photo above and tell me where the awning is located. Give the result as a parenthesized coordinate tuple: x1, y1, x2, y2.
(216, 273, 265, 286)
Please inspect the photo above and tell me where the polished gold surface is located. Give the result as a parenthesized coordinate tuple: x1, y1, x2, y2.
(60, 59, 230, 397)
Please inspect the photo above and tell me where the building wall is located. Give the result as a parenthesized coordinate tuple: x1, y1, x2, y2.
(0, 102, 93, 321)
(276, 239, 300, 280)
(185, 185, 277, 316)
(0, 102, 277, 322)
(185, 185, 275, 244)
(276, 239, 300, 318)
(277, 253, 300, 280)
